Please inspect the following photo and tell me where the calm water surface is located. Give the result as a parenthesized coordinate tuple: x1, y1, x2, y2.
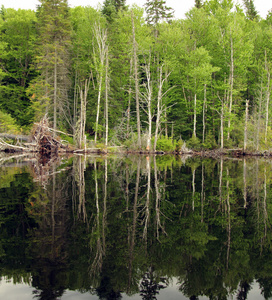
(0, 153, 271, 300)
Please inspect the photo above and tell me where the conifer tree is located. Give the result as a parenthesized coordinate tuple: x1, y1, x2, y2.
(144, 0, 174, 26)
(243, 0, 258, 20)
(102, 0, 126, 22)
(31, 0, 71, 132)
(195, 0, 202, 9)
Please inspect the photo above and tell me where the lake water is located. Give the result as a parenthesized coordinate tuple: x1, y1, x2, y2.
(0, 153, 271, 300)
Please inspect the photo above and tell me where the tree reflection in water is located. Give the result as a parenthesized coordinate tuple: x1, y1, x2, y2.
(0, 155, 272, 299)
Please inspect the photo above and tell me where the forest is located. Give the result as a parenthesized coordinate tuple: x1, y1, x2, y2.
(0, 0, 272, 152)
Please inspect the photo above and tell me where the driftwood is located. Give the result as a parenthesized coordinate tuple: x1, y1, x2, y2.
(0, 133, 29, 141)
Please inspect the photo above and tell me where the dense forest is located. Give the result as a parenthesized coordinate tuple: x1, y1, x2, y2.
(0, 0, 272, 152)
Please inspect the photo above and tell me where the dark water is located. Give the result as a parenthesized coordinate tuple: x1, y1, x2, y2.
(0, 153, 272, 300)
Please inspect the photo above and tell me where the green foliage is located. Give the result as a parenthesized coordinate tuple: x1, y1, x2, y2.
(259, 126, 272, 151)
(187, 135, 202, 150)
(31, 0, 72, 129)
(59, 134, 74, 145)
(153, 136, 176, 152)
(202, 130, 217, 150)
(0, 8, 37, 126)
(175, 139, 185, 152)
(243, 0, 259, 20)
(0, 110, 20, 133)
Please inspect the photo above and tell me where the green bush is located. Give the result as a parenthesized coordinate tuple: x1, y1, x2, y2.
(0, 110, 20, 134)
(60, 134, 74, 145)
(187, 135, 201, 150)
(154, 136, 176, 152)
(175, 139, 184, 152)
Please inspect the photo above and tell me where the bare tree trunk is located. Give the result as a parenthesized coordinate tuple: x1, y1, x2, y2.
(265, 50, 270, 144)
(257, 82, 263, 151)
(193, 92, 197, 138)
(95, 73, 103, 144)
(221, 100, 224, 149)
(153, 66, 172, 151)
(76, 79, 90, 149)
(127, 58, 133, 138)
(142, 57, 152, 151)
(131, 12, 141, 148)
(94, 24, 107, 144)
(192, 167, 195, 211)
(105, 46, 109, 148)
(53, 45, 57, 135)
(244, 99, 249, 151)
(202, 84, 207, 143)
(227, 34, 234, 141)
(73, 67, 78, 136)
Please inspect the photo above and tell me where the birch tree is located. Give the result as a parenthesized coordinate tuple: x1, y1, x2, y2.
(93, 23, 107, 144)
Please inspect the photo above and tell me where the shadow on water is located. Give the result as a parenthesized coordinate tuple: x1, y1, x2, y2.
(0, 154, 272, 299)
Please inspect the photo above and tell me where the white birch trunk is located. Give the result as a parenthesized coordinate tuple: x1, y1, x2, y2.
(53, 45, 57, 135)
(193, 93, 197, 138)
(131, 12, 141, 148)
(94, 24, 107, 144)
(202, 84, 207, 144)
(227, 35, 234, 141)
(265, 50, 271, 144)
(244, 99, 249, 151)
(105, 46, 109, 148)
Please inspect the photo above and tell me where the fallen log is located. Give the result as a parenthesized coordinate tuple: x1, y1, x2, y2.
(0, 138, 29, 152)
(0, 133, 29, 141)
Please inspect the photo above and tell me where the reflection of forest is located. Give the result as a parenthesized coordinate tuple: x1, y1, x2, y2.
(0, 155, 272, 299)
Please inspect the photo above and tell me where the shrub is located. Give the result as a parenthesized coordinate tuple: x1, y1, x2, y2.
(154, 136, 176, 152)
(0, 110, 20, 134)
(187, 135, 201, 150)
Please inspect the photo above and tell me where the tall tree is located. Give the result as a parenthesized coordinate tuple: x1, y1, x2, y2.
(31, 0, 71, 132)
(102, 0, 126, 22)
(243, 0, 258, 20)
(144, 0, 174, 26)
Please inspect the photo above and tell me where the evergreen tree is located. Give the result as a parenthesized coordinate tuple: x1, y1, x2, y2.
(243, 0, 258, 20)
(102, 0, 126, 22)
(195, 0, 202, 9)
(144, 0, 174, 26)
(31, 0, 71, 131)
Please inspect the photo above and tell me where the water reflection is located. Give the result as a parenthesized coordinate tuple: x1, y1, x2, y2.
(0, 154, 272, 299)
